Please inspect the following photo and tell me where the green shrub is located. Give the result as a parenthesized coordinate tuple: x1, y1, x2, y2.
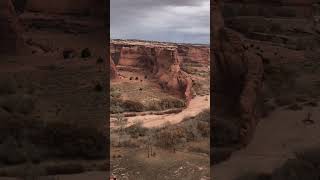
(122, 100, 145, 112)
(126, 121, 148, 138)
(159, 97, 185, 110)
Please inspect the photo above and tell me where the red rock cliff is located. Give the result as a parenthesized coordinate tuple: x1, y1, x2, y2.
(212, 0, 264, 146)
(110, 40, 205, 104)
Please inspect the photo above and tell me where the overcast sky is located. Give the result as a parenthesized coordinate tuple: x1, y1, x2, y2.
(111, 0, 210, 44)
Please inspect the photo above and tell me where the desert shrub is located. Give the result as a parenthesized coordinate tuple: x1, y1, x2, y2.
(46, 163, 85, 175)
(118, 135, 140, 148)
(145, 100, 162, 111)
(122, 100, 145, 112)
(110, 87, 121, 98)
(81, 48, 91, 58)
(94, 82, 103, 92)
(110, 98, 124, 113)
(159, 97, 185, 110)
(153, 126, 185, 149)
(62, 49, 76, 59)
(126, 121, 148, 138)
(193, 109, 210, 122)
(197, 121, 210, 137)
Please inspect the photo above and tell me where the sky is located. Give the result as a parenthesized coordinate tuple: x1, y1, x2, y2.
(111, 0, 210, 44)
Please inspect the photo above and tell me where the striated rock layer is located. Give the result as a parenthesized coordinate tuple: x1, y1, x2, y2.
(25, 0, 105, 17)
(212, 0, 264, 147)
(110, 56, 118, 79)
(110, 40, 209, 104)
(0, 0, 25, 54)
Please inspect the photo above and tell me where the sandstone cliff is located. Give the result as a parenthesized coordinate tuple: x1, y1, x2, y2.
(212, 0, 264, 148)
(25, 0, 105, 17)
(0, 0, 25, 54)
(110, 40, 209, 103)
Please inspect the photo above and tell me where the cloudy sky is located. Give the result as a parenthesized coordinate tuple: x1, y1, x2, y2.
(111, 0, 210, 44)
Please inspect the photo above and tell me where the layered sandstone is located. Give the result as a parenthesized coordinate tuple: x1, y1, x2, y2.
(25, 0, 105, 17)
(222, 0, 320, 55)
(212, 0, 264, 147)
(0, 0, 24, 54)
(110, 56, 118, 79)
(110, 40, 209, 103)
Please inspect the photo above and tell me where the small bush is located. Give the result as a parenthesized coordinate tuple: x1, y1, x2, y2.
(122, 100, 145, 112)
(63, 49, 76, 59)
(159, 97, 185, 110)
(81, 48, 91, 58)
(94, 83, 103, 92)
(126, 121, 148, 138)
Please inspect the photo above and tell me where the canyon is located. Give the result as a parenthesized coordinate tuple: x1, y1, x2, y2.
(110, 40, 210, 179)
(0, 0, 107, 179)
(213, 0, 320, 179)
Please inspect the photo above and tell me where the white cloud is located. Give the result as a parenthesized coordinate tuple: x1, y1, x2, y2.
(110, 0, 210, 44)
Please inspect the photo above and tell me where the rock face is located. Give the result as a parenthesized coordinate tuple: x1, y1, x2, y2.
(25, 0, 105, 17)
(110, 56, 118, 79)
(212, 0, 264, 147)
(0, 0, 24, 54)
(110, 40, 209, 103)
(223, 0, 320, 53)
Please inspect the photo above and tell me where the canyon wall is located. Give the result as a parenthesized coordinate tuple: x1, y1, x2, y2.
(212, 0, 264, 147)
(223, 0, 320, 56)
(25, 0, 105, 17)
(0, 0, 25, 54)
(110, 40, 209, 103)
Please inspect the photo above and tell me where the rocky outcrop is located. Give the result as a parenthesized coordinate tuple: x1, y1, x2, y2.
(212, 0, 264, 147)
(177, 45, 210, 65)
(110, 40, 201, 103)
(110, 56, 118, 80)
(0, 0, 24, 54)
(25, 0, 105, 17)
(222, 0, 320, 52)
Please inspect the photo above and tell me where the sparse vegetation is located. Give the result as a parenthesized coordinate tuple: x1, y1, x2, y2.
(81, 48, 91, 58)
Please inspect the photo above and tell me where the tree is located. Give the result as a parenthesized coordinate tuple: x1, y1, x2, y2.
(114, 111, 127, 146)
